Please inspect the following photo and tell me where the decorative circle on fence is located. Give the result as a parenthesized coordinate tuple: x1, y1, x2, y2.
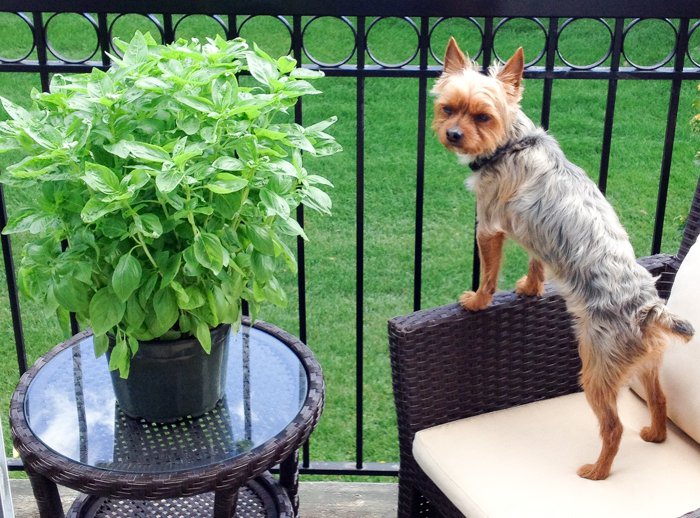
(557, 18, 613, 70)
(687, 20, 700, 68)
(45, 13, 99, 64)
(238, 16, 292, 60)
(173, 15, 228, 42)
(622, 18, 677, 70)
(0, 12, 34, 63)
(109, 14, 164, 56)
(493, 17, 547, 67)
(302, 16, 356, 67)
(429, 17, 483, 65)
(366, 17, 419, 68)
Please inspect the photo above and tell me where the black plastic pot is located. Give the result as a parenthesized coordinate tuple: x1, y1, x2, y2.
(107, 324, 230, 423)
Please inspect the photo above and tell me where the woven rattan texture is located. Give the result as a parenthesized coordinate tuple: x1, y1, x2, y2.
(67, 474, 293, 517)
(11, 319, 324, 514)
(389, 177, 700, 517)
(111, 402, 238, 472)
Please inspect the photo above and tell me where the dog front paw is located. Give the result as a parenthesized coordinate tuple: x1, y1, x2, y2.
(459, 290, 492, 311)
(577, 463, 610, 481)
(515, 275, 544, 297)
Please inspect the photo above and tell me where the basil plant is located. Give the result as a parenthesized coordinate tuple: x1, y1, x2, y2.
(0, 33, 340, 377)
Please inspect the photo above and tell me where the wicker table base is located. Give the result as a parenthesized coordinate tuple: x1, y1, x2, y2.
(67, 474, 294, 518)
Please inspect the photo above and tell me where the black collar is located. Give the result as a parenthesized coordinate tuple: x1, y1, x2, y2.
(468, 134, 542, 172)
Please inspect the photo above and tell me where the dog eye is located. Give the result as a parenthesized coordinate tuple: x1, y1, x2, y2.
(474, 113, 491, 123)
(442, 105, 453, 116)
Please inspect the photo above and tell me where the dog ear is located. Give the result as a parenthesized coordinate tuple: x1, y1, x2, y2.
(443, 37, 469, 74)
(497, 47, 524, 94)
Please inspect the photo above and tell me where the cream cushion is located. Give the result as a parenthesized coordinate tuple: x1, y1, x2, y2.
(631, 238, 700, 444)
(413, 390, 700, 518)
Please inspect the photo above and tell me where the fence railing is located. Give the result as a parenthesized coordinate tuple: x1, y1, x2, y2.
(1, 0, 699, 478)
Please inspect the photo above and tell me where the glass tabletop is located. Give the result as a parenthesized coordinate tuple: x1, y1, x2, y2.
(23, 325, 308, 474)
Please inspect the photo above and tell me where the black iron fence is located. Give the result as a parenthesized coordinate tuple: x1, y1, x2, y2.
(1, 0, 699, 478)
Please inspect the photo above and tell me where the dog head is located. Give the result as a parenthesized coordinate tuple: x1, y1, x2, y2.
(432, 38, 524, 158)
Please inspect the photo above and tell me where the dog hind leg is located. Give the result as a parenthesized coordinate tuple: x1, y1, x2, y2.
(578, 379, 624, 480)
(638, 360, 667, 443)
(636, 321, 670, 443)
(577, 340, 626, 480)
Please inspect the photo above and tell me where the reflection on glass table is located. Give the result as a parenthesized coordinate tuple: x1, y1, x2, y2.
(26, 326, 307, 472)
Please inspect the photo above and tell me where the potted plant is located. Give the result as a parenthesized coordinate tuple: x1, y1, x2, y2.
(0, 32, 340, 421)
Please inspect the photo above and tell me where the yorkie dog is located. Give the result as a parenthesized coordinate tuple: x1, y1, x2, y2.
(432, 37, 694, 480)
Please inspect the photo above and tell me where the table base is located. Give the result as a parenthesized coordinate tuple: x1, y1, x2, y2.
(66, 474, 293, 518)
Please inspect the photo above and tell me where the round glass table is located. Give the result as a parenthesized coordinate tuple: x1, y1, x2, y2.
(10, 319, 324, 518)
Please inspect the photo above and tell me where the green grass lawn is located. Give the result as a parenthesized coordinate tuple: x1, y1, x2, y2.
(0, 13, 698, 471)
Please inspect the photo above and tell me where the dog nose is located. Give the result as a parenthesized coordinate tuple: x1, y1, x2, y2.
(446, 127, 463, 143)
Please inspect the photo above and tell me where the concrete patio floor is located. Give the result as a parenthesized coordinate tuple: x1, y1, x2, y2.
(9, 479, 398, 517)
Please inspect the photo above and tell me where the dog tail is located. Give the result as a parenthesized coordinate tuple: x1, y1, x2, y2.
(641, 302, 694, 343)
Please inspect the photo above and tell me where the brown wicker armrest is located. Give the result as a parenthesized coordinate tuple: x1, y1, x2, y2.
(389, 287, 580, 439)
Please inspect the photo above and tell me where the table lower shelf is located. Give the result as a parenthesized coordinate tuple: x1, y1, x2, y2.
(66, 473, 294, 518)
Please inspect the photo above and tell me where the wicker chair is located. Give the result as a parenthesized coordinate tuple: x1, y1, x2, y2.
(389, 177, 700, 518)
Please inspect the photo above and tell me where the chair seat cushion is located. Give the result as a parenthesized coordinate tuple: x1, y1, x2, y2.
(631, 238, 700, 444)
(413, 390, 700, 518)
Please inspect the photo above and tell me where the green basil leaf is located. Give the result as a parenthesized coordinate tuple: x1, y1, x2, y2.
(173, 92, 214, 113)
(262, 276, 288, 307)
(289, 68, 324, 79)
(125, 296, 146, 330)
(134, 213, 163, 238)
(138, 272, 159, 308)
(212, 156, 245, 171)
(54, 278, 90, 315)
(100, 217, 128, 239)
(245, 51, 279, 86)
(93, 333, 109, 358)
(151, 287, 179, 335)
(305, 116, 338, 134)
(301, 186, 332, 215)
(108, 337, 131, 379)
(276, 55, 297, 75)
(134, 76, 171, 91)
(194, 232, 225, 273)
(259, 188, 290, 217)
(83, 162, 122, 195)
(193, 318, 212, 354)
(123, 141, 170, 163)
(0, 96, 31, 123)
(89, 286, 126, 336)
(275, 215, 308, 241)
(179, 285, 205, 310)
(156, 167, 187, 193)
(127, 335, 139, 356)
(122, 31, 148, 66)
(183, 245, 205, 276)
(81, 198, 120, 223)
(160, 252, 182, 288)
(3, 209, 58, 235)
(206, 173, 248, 194)
(246, 224, 275, 256)
(176, 116, 201, 135)
(112, 253, 142, 303)
(251, 252, 275, 284)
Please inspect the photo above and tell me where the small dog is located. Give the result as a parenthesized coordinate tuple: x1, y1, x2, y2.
(432, 37, 695, 480)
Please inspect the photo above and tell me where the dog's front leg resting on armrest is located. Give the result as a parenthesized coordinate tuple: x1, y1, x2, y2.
(460, 230, 505, 311)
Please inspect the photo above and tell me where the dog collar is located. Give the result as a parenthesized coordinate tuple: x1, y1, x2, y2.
(469, 134, 542, 172)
